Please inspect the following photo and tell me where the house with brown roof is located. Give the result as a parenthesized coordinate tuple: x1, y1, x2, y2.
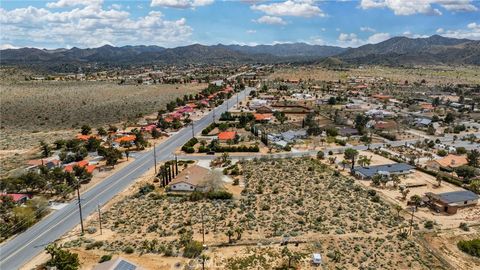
(169, 165, 210, 192)
(426, 154, 468, 171)
(254, 113, 273, 122)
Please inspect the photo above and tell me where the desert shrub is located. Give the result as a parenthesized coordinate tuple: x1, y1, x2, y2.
(86, 241, 103, 250)
(87, 227, 97, 234)
(99, 254, 112, 263)
(457, 239, 480, 258)
(459, 222, 470, 231)
(424, 220, 434, 229)
(189, 191, 204, 201)
(233, 179, 239, 185)
(124, 246, 135, 254)
(138, 184, 155, 196)
(183, 240, 203, 258)
(206, 190, 233, 200)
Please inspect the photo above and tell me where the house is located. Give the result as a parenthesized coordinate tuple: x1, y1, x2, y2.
(374, 120, 397, 130)
(337, 126, 359, 137)
(113, 135, 136, 147)
(169, 165, 210, 192)
(255, 105, 274, 114)
(0, 193, 31, 205)
(415, 118, 432, 127)
(76, 134, 96, 141)
(353, 163, 414, 179)
(419, 103, 434, 112)
(64, 160, 96, 174)
(425, 190, 479, 214)
(26, 158, 61, 171)
(254, 113, 273, 122)
(250, 99, 269, 109)
(93, 257, 143, 270)
(426, 154, 468, 171)
(218, 131, 237, 142)
(372, 94, 392, 102)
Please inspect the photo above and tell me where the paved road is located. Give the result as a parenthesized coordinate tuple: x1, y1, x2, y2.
(0, 87, 252, 270)
(178, 133, 480, 161)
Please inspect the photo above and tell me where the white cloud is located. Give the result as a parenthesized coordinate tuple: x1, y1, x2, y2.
(360, 26, 376, 32)
(367, 32, 390, 43)
(359, 0, 477, 15)
(252, 0, 326, 17)
(253, 15, 287, 25)
(246, 29, 257, 34)
(337, 33, 363, 47)
(309, 36, 325, 45)
(46, 0, 102, 8)
(436, 28, 444, 33)
(150, 0, 214, 9)
(402, 31, 429, 38)
(0, 2, 193, 48)
(337, 32, 392, 47)
(0, 44, 19, 50)
(441, 22, 480, 40)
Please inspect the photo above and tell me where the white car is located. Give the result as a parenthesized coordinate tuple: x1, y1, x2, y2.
(312, 253, 322, 264)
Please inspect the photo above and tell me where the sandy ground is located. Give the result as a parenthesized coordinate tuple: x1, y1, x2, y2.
(331, 150, 480, 229)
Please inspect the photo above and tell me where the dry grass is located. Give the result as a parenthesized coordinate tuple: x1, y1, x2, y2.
(269, 66, 480, 84)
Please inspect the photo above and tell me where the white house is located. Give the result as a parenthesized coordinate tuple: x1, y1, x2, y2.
(169, 165, 210, 192)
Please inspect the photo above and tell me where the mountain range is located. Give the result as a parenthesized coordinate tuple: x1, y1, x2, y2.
(1, 35, 479, 72)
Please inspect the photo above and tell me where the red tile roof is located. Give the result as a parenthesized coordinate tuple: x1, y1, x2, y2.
(254, 113, 273, 121)
(218, 131, 237, 141)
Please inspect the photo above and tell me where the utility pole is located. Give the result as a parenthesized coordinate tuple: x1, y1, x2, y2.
(409, 206, 415, 236)
(191, 123, 195, 138)
(76, 181, 84, 235)
(153, 142, 157, 175)
(175, 154, 179, 176)
(97, 204, 103, 235)
(201, 211, 205, 244)
(212, 107, 216, 123)
(236, 93, 239, 107)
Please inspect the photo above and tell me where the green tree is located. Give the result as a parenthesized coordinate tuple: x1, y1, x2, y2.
(40, 141, 52, 158)
(467, 149, 479, 167)
(80, 125, 92, 135)
(456, 165, 477, 181)
(45, 244, 80, 270)
(151, 128, 161, 139)
(344, 148, 359, 170)
(226, 229, 234, 243)
(97, 127, 107, 136)
(444, 112, 455, 124)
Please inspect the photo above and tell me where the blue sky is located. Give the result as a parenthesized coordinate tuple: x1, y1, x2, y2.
(1, 0, 479, 49)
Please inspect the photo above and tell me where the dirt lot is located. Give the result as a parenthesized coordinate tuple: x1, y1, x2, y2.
(0, 80, 205, 150)
(338, 151, 480, 229)
(0, 81, 205, 176)
(269, 66, 480, 84)
(24, 157, 448, 269)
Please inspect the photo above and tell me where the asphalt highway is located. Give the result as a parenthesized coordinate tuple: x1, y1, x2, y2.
(0, 87, 252, 270)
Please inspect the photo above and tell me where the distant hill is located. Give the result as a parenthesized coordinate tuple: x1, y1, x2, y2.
(1, 35, 479, 72)
(338, 35, 480, 65)
(221, 43, 347, 58)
